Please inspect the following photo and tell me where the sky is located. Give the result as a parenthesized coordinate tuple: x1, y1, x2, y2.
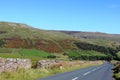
(0, 0, 120, 34)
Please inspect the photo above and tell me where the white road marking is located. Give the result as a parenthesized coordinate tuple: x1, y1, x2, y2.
(83, 71, 91, 76)
(83, 67, 102, 76)
(72, 77, 78, 80)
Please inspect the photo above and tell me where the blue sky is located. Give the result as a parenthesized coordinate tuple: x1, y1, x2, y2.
(0, 0, 120, 34)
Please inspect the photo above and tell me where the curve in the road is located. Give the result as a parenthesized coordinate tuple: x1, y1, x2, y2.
(38, 62, 113, 80)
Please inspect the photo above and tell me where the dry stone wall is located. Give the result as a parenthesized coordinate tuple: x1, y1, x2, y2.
(37, 60, 63, 68)
(36, 60, 103, 69)
(0, 57, 31, 74)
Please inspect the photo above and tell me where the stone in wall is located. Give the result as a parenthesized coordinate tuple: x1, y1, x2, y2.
(16, 58, 31, 70)
(4, 58, 18, 72)
(0, 58, 5, 73)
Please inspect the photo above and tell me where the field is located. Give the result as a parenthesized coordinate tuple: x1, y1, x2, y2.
(66, 50, 108, 60)
(0, 48, 56, 64)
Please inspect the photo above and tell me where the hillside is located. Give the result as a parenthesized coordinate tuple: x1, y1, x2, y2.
(58, 31, 120, 42)
(0, 22, 74, 40)
(57, 31, 120, 48)
(0, 22, 78, 52)
(0, 21, 120, 61)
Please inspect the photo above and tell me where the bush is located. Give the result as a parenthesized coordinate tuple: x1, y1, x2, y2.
(47, 55, 56, 58)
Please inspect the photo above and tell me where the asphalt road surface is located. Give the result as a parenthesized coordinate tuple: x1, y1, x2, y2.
(38, 62, 113, 80)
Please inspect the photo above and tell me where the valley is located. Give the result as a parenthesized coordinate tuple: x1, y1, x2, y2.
(0, 22, 120, 80)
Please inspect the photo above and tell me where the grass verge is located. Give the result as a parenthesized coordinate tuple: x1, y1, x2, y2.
(113, 73, 120, 80)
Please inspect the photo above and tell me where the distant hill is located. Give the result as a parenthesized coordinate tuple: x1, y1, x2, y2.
(56, 31, 120, 48)
(58, 31, 120, 42)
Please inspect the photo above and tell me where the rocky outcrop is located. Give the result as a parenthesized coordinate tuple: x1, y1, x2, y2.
(0, 58, 31, 74)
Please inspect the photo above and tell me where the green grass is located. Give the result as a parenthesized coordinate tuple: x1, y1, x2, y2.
(0, 48, 13, 53)
(67, 50, 107, 60)
(113, 73, 120, 80)
(18, 49, 51, 58)
(68, 50, 106, 56)
(117, 51, 120, 58)
(0, 48, 56, 64)
(0, 48, 53, 58)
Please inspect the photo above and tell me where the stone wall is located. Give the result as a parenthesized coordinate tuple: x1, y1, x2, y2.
(36, 60, 103, 69)
(36, 60, 63, 68)
(0, 57, 31, 74)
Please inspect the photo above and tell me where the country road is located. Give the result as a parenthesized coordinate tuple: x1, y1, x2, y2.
(38, 62, 113, 80)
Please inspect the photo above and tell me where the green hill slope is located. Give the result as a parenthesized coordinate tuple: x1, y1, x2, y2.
(0, 21, 119, 60)
(0, 22, 73, 40)
(0, 22, 78, 53)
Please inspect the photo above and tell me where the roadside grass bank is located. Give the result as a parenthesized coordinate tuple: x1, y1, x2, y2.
(113, 73, 120, 80)
(0, 61, 103, 80)
(112, 60, 120, 80)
